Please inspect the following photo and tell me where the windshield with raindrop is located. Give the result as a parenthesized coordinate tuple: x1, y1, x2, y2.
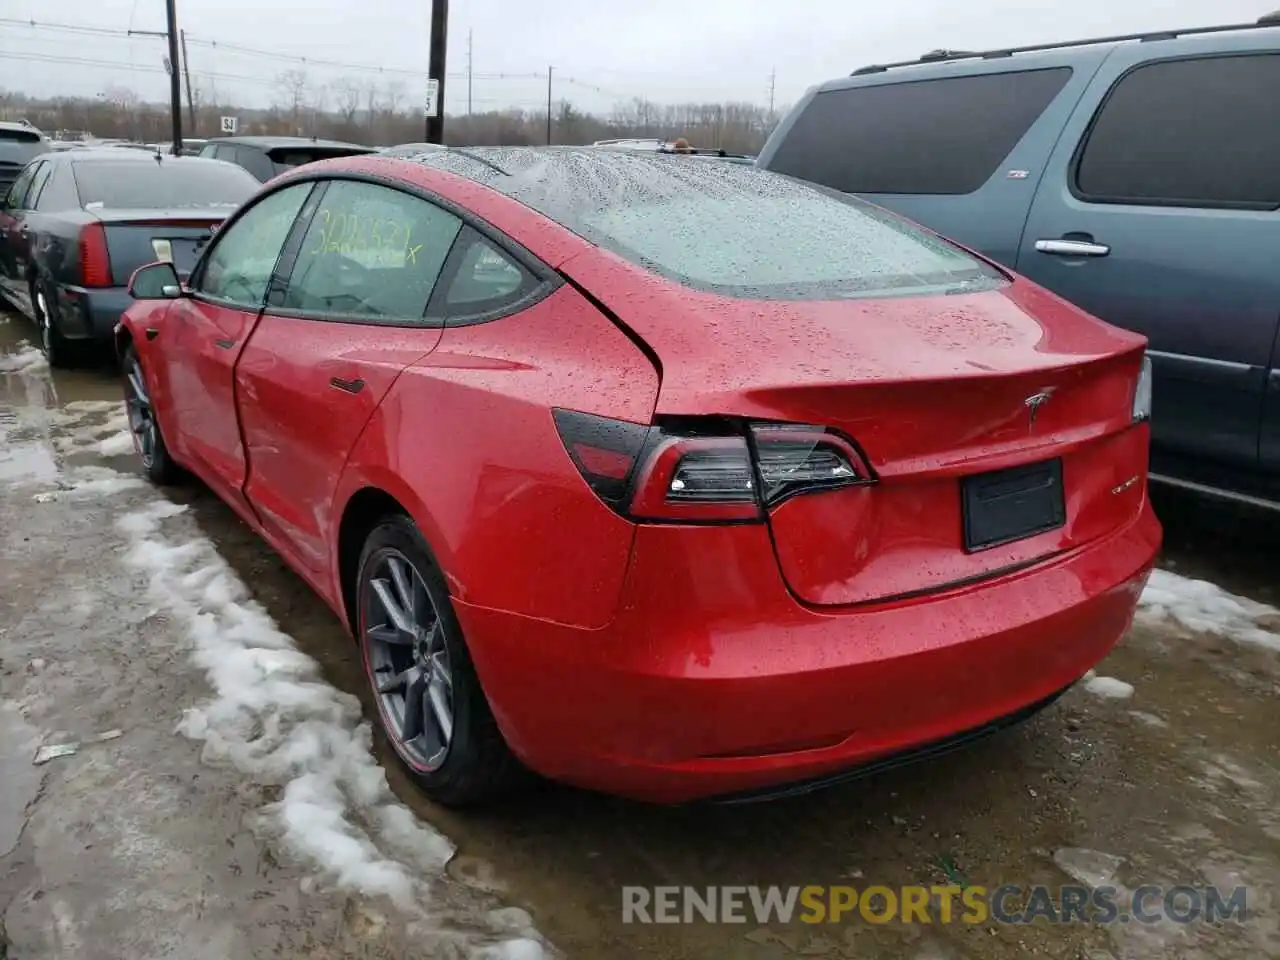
(412, 147, 1006, 301)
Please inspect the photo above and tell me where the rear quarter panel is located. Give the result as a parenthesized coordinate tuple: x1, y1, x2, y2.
(331, 283, 660, 630)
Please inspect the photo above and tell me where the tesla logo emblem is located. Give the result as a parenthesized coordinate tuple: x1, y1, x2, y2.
(1023, 389, 1056, 428)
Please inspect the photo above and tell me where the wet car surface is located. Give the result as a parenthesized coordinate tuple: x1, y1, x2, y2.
(1, 308, 1277, 960)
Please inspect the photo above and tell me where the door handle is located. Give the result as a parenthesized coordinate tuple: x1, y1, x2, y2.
(329, 377, 365, 395)
(1035, 238, 1110, 257)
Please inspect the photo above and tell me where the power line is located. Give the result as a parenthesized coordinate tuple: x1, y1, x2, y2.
(1, 17, 757, 110)
(0, 17, 544, 82)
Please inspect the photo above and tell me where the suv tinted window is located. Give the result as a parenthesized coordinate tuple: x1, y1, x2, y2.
(71, 159, 258, 208)
(281, 179, 462, 321)
(1075, 54, 1280, 208)
(0, 127, 48, 167)
(234, 147, 275, 181)
(767, 68, 1072, 195)
(268, 148, 370, 176)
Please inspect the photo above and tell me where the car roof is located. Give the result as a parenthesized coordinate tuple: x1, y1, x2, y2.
(60, 149, 240, 169)
(394, 145, 769, 226)
(836, 16, 1280, 82)
(210, 135, 374, 151)
(0, 121, 46, 137)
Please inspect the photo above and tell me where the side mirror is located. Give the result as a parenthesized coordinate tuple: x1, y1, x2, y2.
(128, 260, 184, 300)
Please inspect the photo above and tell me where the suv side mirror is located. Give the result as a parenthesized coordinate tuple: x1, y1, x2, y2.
(128, 260, 184, 300)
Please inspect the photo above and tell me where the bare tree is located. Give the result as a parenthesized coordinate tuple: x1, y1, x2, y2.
(3, 87, 784, 154)
(274, 69, 309, 134)
(332, 78, 362, 126)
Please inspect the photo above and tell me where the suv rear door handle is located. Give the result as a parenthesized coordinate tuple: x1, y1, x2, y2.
(1035, 238, 1110, 257)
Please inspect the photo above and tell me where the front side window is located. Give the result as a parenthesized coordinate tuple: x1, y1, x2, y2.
(766, 68, 1072, 195)
(279, 179, 462, 321)
(1075, 54, 1280, 208)
(197, 181, 313, 307)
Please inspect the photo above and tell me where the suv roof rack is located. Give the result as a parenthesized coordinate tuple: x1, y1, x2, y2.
(851, 17, 1280, 75)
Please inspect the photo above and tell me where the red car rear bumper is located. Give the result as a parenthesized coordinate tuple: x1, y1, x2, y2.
(458, 501, 1161, 804)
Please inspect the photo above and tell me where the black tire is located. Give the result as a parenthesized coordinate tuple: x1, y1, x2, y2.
(32, 280, 78, 369)
(356, 514, 526, 806)
(121, 345, 182, 485)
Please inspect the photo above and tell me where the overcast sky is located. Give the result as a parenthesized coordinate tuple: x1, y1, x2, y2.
(1, 0, 1272, 115)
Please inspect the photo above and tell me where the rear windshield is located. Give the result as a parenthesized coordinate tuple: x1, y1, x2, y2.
(269, 147, 371, 174)
(71, 160, 257, 209)
(0, 129, 49, 165)
(498, 154, 1005, 300)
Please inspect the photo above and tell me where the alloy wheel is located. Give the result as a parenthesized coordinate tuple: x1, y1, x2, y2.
(362, 549, 454, 771)
(123, 356, 157, 468)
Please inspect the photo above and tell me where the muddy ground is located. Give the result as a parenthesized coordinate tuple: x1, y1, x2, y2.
(1, 308, 1278, 960)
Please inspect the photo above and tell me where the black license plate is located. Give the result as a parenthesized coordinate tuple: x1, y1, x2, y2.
(961, 459, 1065, 552)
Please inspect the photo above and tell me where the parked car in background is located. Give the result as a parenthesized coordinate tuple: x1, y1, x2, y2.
(0, 121, 52, 197)
(759, 15, 1280, 509)
(117, 147, 1158, 806)
(151, 139, 210, 157)
(0, 148, 259, 366)
(199, 135, 376, 182)
(591, 137, 754, 163)
(378, 143, 448, 158)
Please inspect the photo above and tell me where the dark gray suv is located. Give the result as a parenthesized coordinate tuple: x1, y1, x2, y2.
(759, 15, 1280, 509)
(0, 122, 51, 197)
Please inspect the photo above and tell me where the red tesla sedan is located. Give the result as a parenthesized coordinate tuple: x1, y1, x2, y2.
(116, 148, 1160, 806)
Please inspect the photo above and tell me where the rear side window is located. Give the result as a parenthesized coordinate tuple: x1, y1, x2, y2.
(71, 160, 258, 209)
(24, 161, 52, 209)
(1074, 54, 1280, 209)
(281, 179, 462, 322)
(4, 162, 40, 208)
(434, 229, 538, 320)
(767, 68, 1072, 195)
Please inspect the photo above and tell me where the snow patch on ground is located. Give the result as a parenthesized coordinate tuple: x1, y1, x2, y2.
(32, 465, 146, 501)
(1082, 671, 1135, 700)
(0, 345, 48, 374)
(1139, 569, 1280, 652)
(96, 430, 135, 456)
(114, 499, 551, 958)
(53, 410, 131, 457)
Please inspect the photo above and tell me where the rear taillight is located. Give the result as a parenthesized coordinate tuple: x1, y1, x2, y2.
(553, 410, 873, 524)
(78, 223, 112, 287)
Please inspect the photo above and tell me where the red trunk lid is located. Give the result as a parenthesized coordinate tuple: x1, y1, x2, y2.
(561, 251, 1149, 606)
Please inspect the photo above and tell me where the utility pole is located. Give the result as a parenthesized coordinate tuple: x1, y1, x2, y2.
(127, 7, 182, 151)
(425, 0, 449, 143)
(164, 0, 183, 153)
(768, 67, 776, 117)
(180, 29, 196, 140)
(467, 30, 473, 116)
(546, 66, 553, 145)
